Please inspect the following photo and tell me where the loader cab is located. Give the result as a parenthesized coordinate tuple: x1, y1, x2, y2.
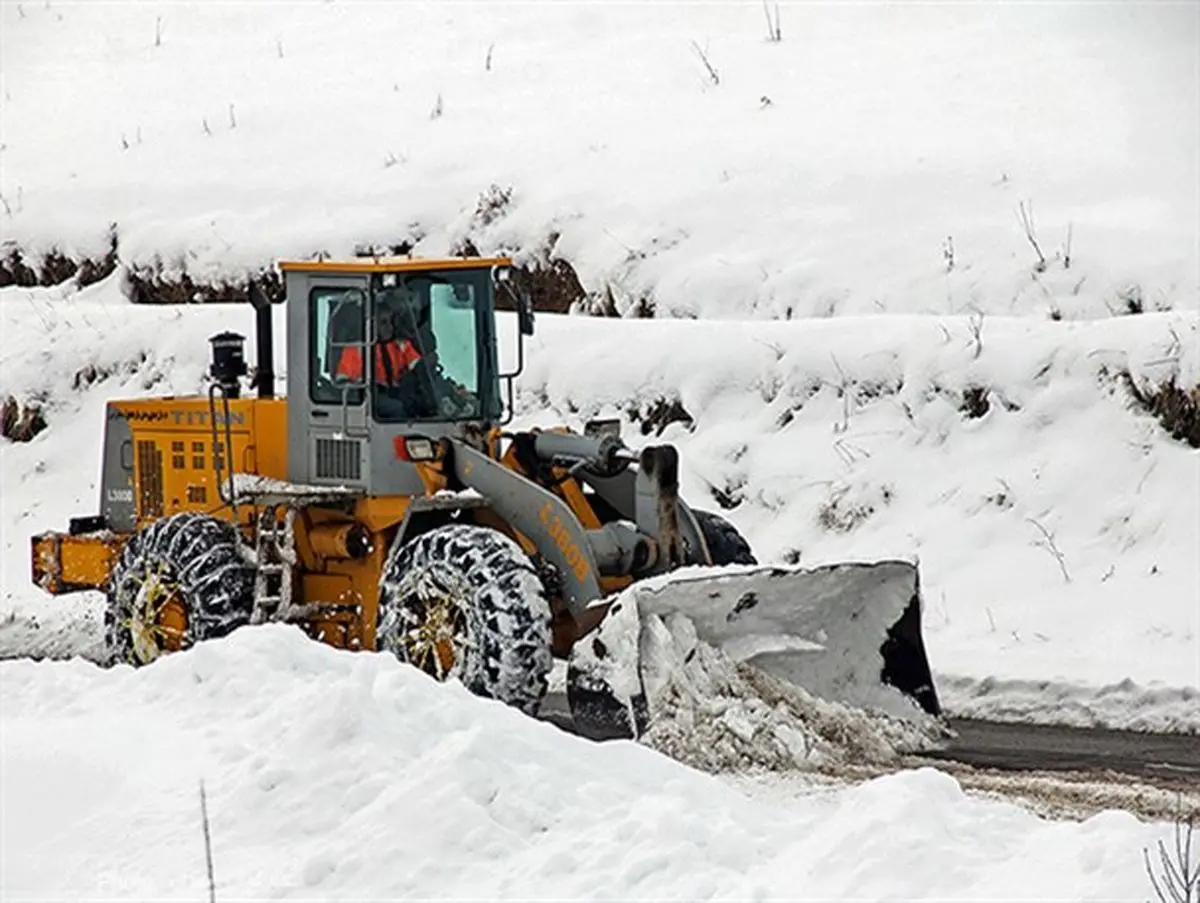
(281, 257, 530, 494)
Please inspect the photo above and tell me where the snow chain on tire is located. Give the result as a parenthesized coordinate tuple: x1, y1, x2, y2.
(105, 512, 256, 665)
(377, 523, 554, 716)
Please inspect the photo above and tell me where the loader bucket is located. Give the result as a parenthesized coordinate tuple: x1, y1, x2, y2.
(567, 560, 940, 741)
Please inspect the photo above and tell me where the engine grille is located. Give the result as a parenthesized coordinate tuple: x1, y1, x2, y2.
(314, 437, 362, 481)
(136, 439, 164, 517)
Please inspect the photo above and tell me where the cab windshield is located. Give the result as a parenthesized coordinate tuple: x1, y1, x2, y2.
(368, 269, 500, 423)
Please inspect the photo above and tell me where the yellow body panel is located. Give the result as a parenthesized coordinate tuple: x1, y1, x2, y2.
(110, 395, 287, 528)
(31, 531, 125, 593)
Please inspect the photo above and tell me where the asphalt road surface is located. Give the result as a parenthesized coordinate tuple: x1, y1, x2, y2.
(538, 693, 1200, 784)
(924, 718, 1200, 782)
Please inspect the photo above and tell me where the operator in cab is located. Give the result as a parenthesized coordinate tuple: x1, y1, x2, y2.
(336, 307, 420, 385)
(336, 307, 436, 419)
(335, 293, 480, 421)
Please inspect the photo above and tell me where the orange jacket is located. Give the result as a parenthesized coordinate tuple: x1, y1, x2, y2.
(336, 340, 422, 385)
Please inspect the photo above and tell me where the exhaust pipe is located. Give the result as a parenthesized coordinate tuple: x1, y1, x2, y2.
(249, 282, 274, 399)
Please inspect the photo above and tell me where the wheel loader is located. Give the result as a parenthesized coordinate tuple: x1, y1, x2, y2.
(30, 256, 939, 737)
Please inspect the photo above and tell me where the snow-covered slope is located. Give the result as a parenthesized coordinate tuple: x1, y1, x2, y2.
(2, 2, 1196, 319)
(2, 4, 1199, 898)
(0, 624, 1181, 901)
(2, 279, 1197, 730)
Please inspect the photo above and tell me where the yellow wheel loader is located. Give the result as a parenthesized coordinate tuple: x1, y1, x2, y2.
(30, 257, 939, 737)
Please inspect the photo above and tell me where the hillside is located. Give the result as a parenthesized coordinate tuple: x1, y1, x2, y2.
(1, 2, 1195, 319)
(1, 4, 1198, 898)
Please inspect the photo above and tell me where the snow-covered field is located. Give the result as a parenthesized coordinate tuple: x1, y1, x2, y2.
(1, 1, 1198, 898)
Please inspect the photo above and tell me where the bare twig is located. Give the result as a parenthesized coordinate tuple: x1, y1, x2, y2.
(942, 235, 955, 273)
(154, 15, 162, 47)
(485, 42, 494, 71)
(761, 0, 781, 41)
(1143, 800, 1198, 903)
(1026, 517, 1071, 583)
(691, 40, 720, 85)
(829, 353, 851, 434)
(754, 337, 786, 362)
(227, 103, 236, 129)
(1017, 200, 1047, 272)
(430, 92, 443, 120)
(1166, 326, 1182, 361)
(275, 36, 284, 58)
(968, 310, 985, 360)
(202, 117, 212, 136)
(832, 437, 870, 465)
(199, 781, 216, 903)
(1063, 222, 1073, 270)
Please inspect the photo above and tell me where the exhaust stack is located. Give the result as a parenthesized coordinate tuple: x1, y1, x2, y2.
(249, 282, 274, 399)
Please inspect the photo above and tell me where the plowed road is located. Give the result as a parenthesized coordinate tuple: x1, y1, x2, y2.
(538, 694, 1200, 784)
(924, 718, 1200, 782)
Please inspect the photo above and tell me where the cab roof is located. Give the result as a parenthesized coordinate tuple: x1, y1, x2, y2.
(277, 257, 512, 275)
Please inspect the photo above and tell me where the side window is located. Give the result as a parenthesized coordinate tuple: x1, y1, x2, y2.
(309, 286, 367, 405)
(429, 283, 478, 390)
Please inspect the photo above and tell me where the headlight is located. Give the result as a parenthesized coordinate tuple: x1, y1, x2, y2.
(403, 436, 437, 461)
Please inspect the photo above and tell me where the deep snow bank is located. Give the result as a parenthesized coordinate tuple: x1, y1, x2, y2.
(510, 310, 1200, 726)
(1, 279, 1197, 731)
(2, 2, 1196, 319)
(0, 626, 1179, 901)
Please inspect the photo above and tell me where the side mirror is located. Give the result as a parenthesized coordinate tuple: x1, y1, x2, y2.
(492, 265, 535, 336)
(518, 292, 535, 336)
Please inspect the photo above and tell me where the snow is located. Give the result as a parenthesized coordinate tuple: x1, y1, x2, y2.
(0, 626, 1180, 901)
(511, 309, 1200, 731)
(1, 2, 1195, 321)
(590, 559, 938, 724)
(1, 2, 1198, 897)
(3, 283, 1197, 733)
(632, 607, 949, 772)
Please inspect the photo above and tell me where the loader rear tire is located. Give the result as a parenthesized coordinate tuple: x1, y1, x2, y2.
(693, 509, 756, 566)
(377, 524, 553, 716)
(105, 512, 256, 666)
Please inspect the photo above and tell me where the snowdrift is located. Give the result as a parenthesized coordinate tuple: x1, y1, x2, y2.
(1, 279, 1196, 732)
(0, 625, 1176, 901)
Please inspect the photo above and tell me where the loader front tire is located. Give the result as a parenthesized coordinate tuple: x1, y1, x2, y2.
(377, 524, 553, 716)
(105, 512, 256, 666)
(693, 509, 756, 566)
